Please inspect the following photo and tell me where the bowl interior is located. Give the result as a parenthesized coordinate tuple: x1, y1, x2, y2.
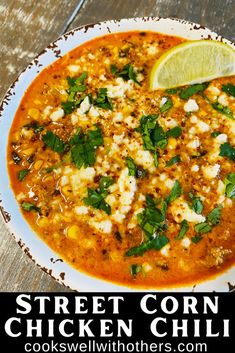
(0, 17, 234, 292)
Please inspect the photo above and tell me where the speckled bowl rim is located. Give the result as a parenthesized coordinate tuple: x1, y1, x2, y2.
(0, 17, 235, 292)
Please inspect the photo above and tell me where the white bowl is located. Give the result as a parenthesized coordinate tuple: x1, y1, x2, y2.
(0, 17, 234, 292)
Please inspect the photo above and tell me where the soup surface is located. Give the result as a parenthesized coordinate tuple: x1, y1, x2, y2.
(8, 31, 235, 288)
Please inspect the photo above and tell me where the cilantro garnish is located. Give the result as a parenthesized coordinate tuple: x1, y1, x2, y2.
(175, 220, 189, 240)
(125, 156, 147, 178)
(219, 142, 235, 161)
(126, 235, 169, 257)
(42, 131, 66, 154)
(70, 125, 103, 169)
(94, 88, 113, 110)
(222, 83, 235, 97)
(224, 173, 235, 199)
(160, 97, 173, 113)
(83, 176, 114, 215)
(166, 126, 182, 138)
(179, 83, 209, 100)
(18, 169, 30, 181)
(166, 180, 182, 204)
(189, 192, 204, 214)
(166, 155, 181, 167)
(22, 202, 40, 213)
(111, 63, 141, 85)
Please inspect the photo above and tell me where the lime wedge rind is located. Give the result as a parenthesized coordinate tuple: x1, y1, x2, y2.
(150, 40, 235, 90)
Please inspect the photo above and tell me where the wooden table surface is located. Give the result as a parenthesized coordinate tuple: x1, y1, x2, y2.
(0, 0, 235, 292)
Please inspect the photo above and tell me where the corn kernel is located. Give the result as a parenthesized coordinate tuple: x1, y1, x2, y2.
(81, 238, 95, 249)
(28, 108, 39, 119)
(67, 225, 80, 240)
(22, 147, 35, 156)
(168, 137, 177, 150)
(142, 262, 153, 273)
(34, 160, 43, 170)
(62, 185, 73, 197)
(37, 217, 48, 228)
(33, 99, 41, 105)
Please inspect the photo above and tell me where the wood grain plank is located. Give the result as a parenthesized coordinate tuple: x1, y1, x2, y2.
(69, 0, 235, 41)
(0, 0, 80, 101)
(0, 0, 81, 292)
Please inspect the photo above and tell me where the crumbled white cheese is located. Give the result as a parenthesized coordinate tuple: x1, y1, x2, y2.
(135, 150, 155, 172)
(74, 206, 89, 215)
(107, 78, 133, 99)
(160, 244, 170, 257)
(113, 133, 125, 144)
(89, 106, 99, 118)
(111, 168, 137, 223)
(71, 113, 79, 125)
(113, 112, 124, 122)
(190, 115, 198, 123)
(218, 93, 229, 106)
(60, 176, 69, 186)
(99, 74, 107, 81)
(181, 237, 191, 248)
(160, 97, 168, 107)
(184, 99, 199, 112)
(170, 197, 206, 223)
(215, 133, 228, 144)
(202, 164, 220, 179)
(88, 53, 95, 60)
(164, 118, 178, 128)
(187, 137, 200, 149)
(67, 65, 80, 74)
(208, 85, 220, 95)
(43, 105, 53, 118)
(124, 115, 138, 129)
(191, 165, 200, 172)
(91, 220, 112, 233)
(77, 96, 91, 115)
(159, 173, 167, 181)
(197, 120, 210, 132)
(146, 45, 159, 55)
(50, 108, 65, 122)
(217, 180, 225, 195)
(165, 178, 175, 189)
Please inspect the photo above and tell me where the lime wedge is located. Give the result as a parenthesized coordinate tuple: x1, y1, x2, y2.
(150, 40, 235, 90)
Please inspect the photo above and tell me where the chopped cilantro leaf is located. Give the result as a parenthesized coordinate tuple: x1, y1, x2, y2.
(160, 97, 173, 113)
(211, 131, 221, 138)
(179, 83, 209, 100)
(152, 124, 168, 149)
(111, 63, 141, 85)
(224, 173, 235, 199)
(165, 88, 180, 94)
(136, 114, 158, 151)
(42, 131, 65, 154)
(175, 220, 189, 240)
(222, 83, 235, 97)
(219, 142, 235, 161)
(94, 88, 113, 110)
(189, 192, 204, 214)
(166, 155, 181, 167)
(166, 180, 182, 204)
(71, 125, 103, 169)
(125, 156, 147, 178)
(83, 175, 113, 215)
(24, 122, 44, 134)
(211, 102, 234, 120)
(126, 235, 169, 257)
(166, 126, 182, 138)
(18, 169, 30, 181)
(192, 235, 202, 243)
(194, 222, 212, 234)
(207, 205, 223, 225)
(22, 202, 40, 213)
(130, 264, 142, 277)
